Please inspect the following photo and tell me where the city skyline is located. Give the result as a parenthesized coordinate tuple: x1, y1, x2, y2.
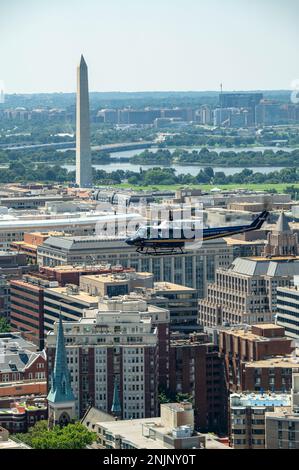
(0, 0, 298, 94)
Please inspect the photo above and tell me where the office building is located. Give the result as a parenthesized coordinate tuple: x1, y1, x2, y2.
(198, 105, 213, 125)
(0, 211, 141, 249)
(97, 109, 118, 124)
(79, 271, 153, 297)
(10, 266, 142, 348)
(10, 274, 59, 349)
(199, 213, 299, 329)
(198, 256, 299, 328)
(161, 108, 194, 121)
(118, 109, 161, 125)
(213, 107, 232, 126)
(276, 276, 299, 339)
(255, 100, 289, 126)
(10, 231, 67, 263)
(38, 236, 233, 299)
(43, 284, 99, 332)
(219, 92, 263, 110)
(0, 194, 73, 210)
(0, 251, 36, 279)
(144, 282, 198, 332)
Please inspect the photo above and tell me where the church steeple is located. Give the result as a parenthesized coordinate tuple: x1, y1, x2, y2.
(47, 316, 75, 428)
(263, 211, 299, 257)
(111, 377, 122, 418)
(274, 211, 291, 233)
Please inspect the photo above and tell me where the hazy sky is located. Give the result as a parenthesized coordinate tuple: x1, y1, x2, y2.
(1, 0, 298, 93)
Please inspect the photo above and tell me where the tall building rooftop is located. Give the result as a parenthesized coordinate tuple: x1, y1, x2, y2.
(227, 256, 299, 277)
(230, 392, 291, 408)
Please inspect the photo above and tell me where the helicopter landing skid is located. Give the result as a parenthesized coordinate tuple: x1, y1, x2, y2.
(136, 246, 186, 256)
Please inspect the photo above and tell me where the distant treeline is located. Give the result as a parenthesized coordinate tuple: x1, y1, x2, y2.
(2, 161, 299, 188)
(130, 148, 299, 167)
(0, 90, 291, 110)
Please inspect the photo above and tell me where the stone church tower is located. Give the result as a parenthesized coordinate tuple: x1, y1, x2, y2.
(263, 211, 299, 257)
(47, 316, 76, 428)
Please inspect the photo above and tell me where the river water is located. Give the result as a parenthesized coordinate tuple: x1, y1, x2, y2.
(63, 145, 295, 176)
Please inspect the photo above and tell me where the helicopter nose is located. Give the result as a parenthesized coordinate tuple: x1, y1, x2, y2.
(125, 237, 134, 245)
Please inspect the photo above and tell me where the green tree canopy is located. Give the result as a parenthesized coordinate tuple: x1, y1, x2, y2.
(0, 317, 10, 333)
(16, 421, 97, 449)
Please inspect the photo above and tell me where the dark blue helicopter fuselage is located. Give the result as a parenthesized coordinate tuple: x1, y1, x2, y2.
(125, 210, 269, 251)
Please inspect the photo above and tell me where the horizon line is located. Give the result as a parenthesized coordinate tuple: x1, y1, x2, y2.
(2, 88, 292, 96)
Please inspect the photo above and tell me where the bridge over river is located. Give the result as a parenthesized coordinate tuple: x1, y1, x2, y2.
(2, 141, 155, 153)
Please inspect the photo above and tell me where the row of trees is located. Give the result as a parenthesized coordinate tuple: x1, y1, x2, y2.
(0, 149, 116, 165)
(130, 148, 299, 167)
(126, 166, 299, 187)
(0, 162, 73, 183)
(1, 161, 299, 187)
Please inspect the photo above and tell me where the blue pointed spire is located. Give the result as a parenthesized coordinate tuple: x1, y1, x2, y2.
(111, 378, 121, 416)
(47, 316, 75, 403)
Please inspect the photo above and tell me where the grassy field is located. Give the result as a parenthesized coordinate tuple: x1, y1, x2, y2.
(114, 182, 299, 192)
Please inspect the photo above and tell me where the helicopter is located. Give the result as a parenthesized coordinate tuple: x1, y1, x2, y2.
(125, 209, 269, 255)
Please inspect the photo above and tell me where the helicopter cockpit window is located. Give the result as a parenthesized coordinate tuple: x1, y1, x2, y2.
(136, 227, 147, 238)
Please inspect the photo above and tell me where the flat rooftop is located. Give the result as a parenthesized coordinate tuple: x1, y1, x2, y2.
(154, 281, 196, 292)
(230, 392, 291, 408)
(96, 416, 229, 450)
(42, 264, 135, 273)
(225, 237, 266, 245)
(248, 256, 299, 261)
(221, 325, 287, 342)
(265, 410, 299, 420)
(96, 417, 179, 449)
(0, 439, 30, 449)
(81, 272, 152, 283)
(246, 355, 299, 368)
(44, 286, 98, 304)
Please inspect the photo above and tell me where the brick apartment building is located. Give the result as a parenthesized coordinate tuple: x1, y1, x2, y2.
(46, 298, 165, 419)
(10, 274, 59, 349)
(219, 324, 294, 393)
(217, 323, 296, 433)
(169, 332, 225, 433)
(0, 333, 47, 403)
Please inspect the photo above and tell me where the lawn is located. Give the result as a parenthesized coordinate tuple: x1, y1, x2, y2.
(113, 182, 299, 192)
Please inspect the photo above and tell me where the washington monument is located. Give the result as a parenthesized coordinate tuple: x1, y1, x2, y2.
(76, 55, 92, 187)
